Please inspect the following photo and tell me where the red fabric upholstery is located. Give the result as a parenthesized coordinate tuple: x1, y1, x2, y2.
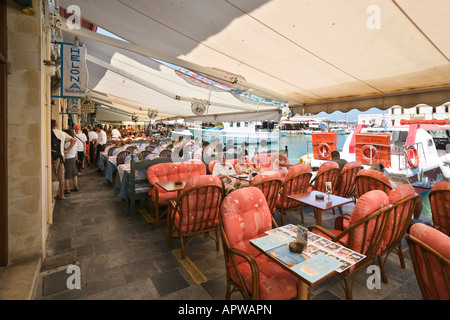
(173, 175, 222, 233)
(250, 172, 282, 186)
(356, 169, 392, 197)
(429, 181, 450, 236)
(409, 223, 450, 299)
(275, 164, 311, 209)
(317, 190, 389, 253)
(308, 161, 340, 192)
(221, 187, 298, 300)
(147, 161, 206, 205)
(382, 184, 416, 251)
(334, 161, 362, 196)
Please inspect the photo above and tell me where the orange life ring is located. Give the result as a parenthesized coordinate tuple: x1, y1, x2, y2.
(318, 143, 331, 158)
(406, 146, 419, 168)
(361, 145, 379, 162)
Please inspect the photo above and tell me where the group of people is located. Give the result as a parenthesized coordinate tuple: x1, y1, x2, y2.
(51, 120, 108, 200)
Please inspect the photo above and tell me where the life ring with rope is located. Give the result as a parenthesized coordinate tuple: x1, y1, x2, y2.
(361, 145, 379, 162)
(406, 146, 419, 169)
(318, 143, 331, 158)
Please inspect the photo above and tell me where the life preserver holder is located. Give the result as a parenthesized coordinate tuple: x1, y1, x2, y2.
(361, 145, 379, 162)
(406, 146, 419, 168)
(318, 143, 331, 158)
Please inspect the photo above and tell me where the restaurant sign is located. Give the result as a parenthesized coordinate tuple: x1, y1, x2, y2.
(54, 42, 88, 99)
(67, 98, 81, 114)
(81, 103, 95, 114)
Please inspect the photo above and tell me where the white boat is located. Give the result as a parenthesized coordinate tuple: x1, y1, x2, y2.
(309, 120, 450, 185)
(189, 121, 281, 149)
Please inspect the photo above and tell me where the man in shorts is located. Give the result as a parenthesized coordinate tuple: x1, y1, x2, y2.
(52, 119, 76, 200)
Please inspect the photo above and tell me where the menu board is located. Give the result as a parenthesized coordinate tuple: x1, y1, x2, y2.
(250, 225, 366, 283)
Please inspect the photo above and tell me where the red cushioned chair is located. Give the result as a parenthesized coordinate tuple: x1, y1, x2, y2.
(333, 161, 363, 214)
(250, 172, 283, 223)
(377, 184, 420, 284)
(147, 161, 206, 227)
(309, 190, 392, 300)
(355, 169, 392, 198)
(428, 181, 450, 236)
(220, 187, 298, 300)
(167, 175, 224, 259)
(276, 164, 312, 225)
(405, 223, 450, 300)
(309, 161, 341, 194)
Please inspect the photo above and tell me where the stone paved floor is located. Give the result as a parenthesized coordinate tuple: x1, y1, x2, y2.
(32, 165, 424, 301)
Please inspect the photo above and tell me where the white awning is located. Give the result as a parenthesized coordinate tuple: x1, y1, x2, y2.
(57, 0, 450, 115)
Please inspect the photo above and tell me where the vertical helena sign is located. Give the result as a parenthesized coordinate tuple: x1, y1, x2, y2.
(53, 41, 88, 99)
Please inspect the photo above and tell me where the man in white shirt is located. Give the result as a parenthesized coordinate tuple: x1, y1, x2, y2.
(88, 125, 98, 166)
(95, 124, 107, 172)
(212, 153, 247, 194)
(111, 126, 121, 139)
(51, 119, 76, 200)
(74, 125, 87, 175)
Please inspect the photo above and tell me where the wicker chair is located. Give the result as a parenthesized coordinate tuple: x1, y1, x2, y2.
(250, 173, 283, 222)
(145, 145, 156, 153)
(333, 161, 363, 214)
(377, 184, 420, 284)
(310, 161, 341, 194)
(355, 169, 392, 198)
(428, 181, 450, 236)
(116, 150, 132, 166)
(309, 190, 392, 300)
(126, 145, 138, 153)
(167, 175, 223, 259)
(276, 164, 312, 225)
(159, 149, 172, 158)
(220, 187, 298, 300)
(107, 146, 117, 157)
(406, 223, 450, 300)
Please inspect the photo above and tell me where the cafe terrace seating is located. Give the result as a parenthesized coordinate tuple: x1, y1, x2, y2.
(308, 190, 391, 300)
(333, 161, 363, 214)
(126, 156, 153, 216)
(107, 146, 117, 157)
(275, 164, 312, 225)
(250, 173, 283, 221)
(166, 175, 223, 259)
(220, 187, 298, 300)
(208, 158, 253, 175)
(428, 180, 450, 236)
(147, 160, 206, 227)
(355, 169, 392, 198)
(159, 149, 173, 158)
(405, 223, 450, 300)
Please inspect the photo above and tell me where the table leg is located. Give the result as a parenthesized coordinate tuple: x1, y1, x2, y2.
(313, 208, 322, 226)
(297, 280, 310, 300)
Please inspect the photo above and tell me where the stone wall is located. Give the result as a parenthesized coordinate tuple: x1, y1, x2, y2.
(7, 0, 45, 263)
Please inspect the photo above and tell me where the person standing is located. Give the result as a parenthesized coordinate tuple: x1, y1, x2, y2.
(64, 129, 79, 193)
(95, 124, 107, 172)
(51, 119, 76, 200)
(74, 125, 88, 175)
(111, 126, 122, 140)
(88, 125, 98, 167)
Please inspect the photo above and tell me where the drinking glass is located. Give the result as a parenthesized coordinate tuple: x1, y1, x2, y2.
(325, 182, 332, 200)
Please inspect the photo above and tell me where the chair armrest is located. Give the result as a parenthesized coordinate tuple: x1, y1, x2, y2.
(224, 246, 260, 300)
(334, 214, 351, 230)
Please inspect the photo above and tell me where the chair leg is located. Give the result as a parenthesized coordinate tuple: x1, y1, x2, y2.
(180, 234, 186, 259)
(332, 208, 336, 215)
(378, 255, 388, 284)
(215, 228, 220, 252)
(397, 244, 406, 269)
(300, 205, 304, 224)
(339, 206, 343, 215)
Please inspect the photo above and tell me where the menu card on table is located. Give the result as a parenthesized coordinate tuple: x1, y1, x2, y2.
(250, 224, 366, 283)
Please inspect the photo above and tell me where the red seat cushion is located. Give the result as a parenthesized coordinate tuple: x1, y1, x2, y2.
(221, 187, 298, 300)
(410, 223, 450, 299)
(173, 175, 222, 233)
(430, 181, 450, 235)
